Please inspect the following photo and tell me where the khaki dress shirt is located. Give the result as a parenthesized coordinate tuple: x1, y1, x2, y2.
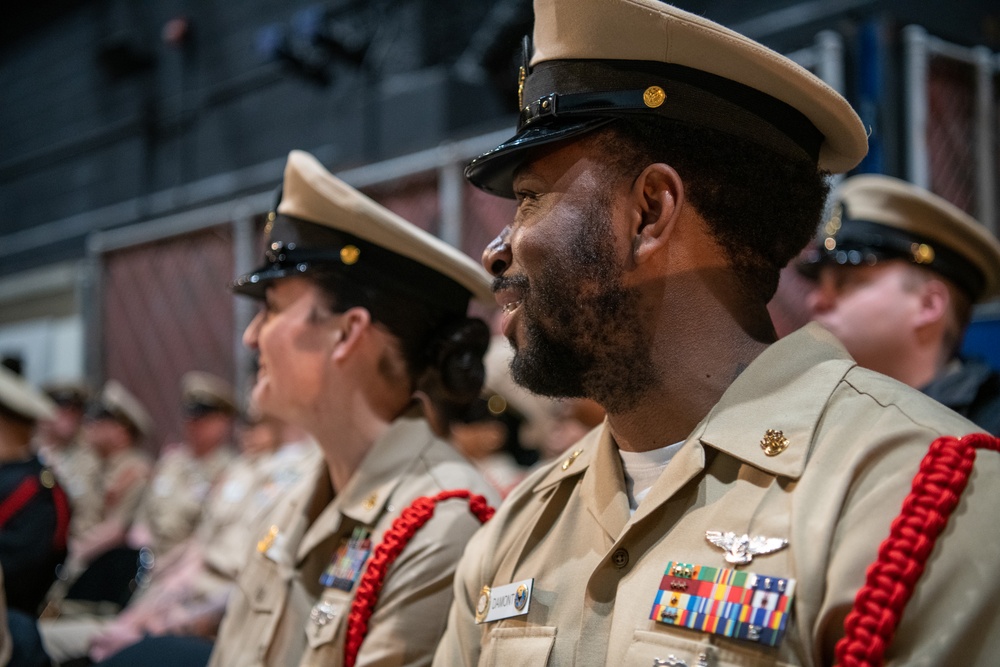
(91, 448, 153, 528)
(197, 441, 320, 588)
(38, 439, 102, 539)
(209, 417, 499, 667)
(36, 443, 318, 662)
(133, 445, 235, 554)
(434, 324, 1000, 667)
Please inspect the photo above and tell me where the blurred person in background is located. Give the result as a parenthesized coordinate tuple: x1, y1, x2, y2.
(126, 372, 237, 556)
(767, 247, 822, 339)
(31, 410, 317, 666)
(34, 382, 102, 540)
(43, 381, 153, 619)
(449, 393, 533, 498)
(537, 396, 605, 463)
(449, 337, 553, 497)
(48, 373, 235, 627)
(0, 365, 70, 617)
(106, 150, 498, 667)
(801, 174, 1000, 434)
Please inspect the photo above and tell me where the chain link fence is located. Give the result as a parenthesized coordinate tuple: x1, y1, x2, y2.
(99, 226, 235, 451)
(905, 26, 998, 236)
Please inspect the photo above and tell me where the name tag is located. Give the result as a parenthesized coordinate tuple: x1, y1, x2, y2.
(475, 578, 534, 624)
(257, 528, 286, 563)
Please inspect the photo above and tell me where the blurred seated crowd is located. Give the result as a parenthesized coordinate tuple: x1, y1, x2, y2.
(0, 345, 604, 666)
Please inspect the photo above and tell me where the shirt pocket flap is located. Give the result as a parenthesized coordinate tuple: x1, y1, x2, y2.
(625, 629, 793, 666)
(304, 589, 350, 650)
(243, 555, 284, 613)
(485, 625, 557, 667)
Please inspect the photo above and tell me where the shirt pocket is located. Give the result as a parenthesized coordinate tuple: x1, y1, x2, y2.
(624, 630, 794, 667)
(242, 554, 284, 613)
(482, 625, 556, 667)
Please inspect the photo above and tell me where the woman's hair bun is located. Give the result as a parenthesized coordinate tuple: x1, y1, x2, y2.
(426, 317, 491, 404)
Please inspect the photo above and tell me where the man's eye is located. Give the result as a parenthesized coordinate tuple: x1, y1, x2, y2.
(515, 190, 538, 203)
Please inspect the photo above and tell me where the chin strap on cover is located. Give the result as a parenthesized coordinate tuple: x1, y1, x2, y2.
(834, 432, 1000, 667)
(344, 489, 496, 667)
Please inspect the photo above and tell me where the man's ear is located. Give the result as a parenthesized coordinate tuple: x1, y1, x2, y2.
(630, 163, 684, 264)
(331, 307, 371, 362)
(914, 278, 950, 329)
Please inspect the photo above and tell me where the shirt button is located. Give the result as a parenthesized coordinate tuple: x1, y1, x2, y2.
(612, 548, 629, 568)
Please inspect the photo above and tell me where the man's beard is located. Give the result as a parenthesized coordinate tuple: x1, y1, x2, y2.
(506, 195, 657, 413)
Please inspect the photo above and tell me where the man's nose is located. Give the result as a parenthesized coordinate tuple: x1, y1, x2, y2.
(482, 227, 512, 277)
(243, 311, 264, 349)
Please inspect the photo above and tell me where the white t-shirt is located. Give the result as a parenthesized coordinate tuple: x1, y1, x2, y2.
(618, 441, 684, 514)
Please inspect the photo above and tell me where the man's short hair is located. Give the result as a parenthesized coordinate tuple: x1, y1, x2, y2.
(599, 117, 830, 303)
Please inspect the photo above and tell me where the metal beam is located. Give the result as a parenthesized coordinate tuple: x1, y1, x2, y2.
(903, 25, 930, 188)
(732, 0, 875, 39)
(974, 46, 996, 233)
(9, 127, 514, 259)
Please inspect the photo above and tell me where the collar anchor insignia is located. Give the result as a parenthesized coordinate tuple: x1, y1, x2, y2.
(705, 531, 787, 566)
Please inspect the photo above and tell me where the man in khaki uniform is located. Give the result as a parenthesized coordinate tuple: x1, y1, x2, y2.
(432, 1, 1000, 665)
(801, 175, 1000, 435)
(187, 417, 316, 592)
(35, 381, 103, 538)
(66, 380, 153, 571)
(128, 371, 238, 555)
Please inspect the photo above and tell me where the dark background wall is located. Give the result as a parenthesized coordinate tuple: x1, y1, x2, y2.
(2, 0, 998, 278)
(1, 0, 998, 446)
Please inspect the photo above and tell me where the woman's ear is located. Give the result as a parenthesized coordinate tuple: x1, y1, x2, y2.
(331, 307, 371, 362)
(630, 163, 684, 264)
(412, 389, 449, 438)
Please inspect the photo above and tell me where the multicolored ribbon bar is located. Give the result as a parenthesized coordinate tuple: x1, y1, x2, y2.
(649, 560, 796, 648)
(320, 526, 372, 591)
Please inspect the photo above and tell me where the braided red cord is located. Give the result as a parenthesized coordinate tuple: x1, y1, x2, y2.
(0, 476, 40, 528)
(343, 489, 495, 667)
(834, 433, 1000, 667)
(51, 482, 71, 550)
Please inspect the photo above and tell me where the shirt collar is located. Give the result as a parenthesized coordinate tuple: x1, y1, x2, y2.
(532, 422, 605, 492)
(337, 416, 437, 524)
(296, 417, 438, 562)
(693, 323, 856, 480)
(528, 323, 856, 490)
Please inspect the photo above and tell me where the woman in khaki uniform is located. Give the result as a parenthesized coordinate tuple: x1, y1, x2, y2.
(150, 149, 500, 667)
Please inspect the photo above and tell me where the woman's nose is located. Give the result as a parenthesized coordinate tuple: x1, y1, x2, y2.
(806, 280, 834, 316)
